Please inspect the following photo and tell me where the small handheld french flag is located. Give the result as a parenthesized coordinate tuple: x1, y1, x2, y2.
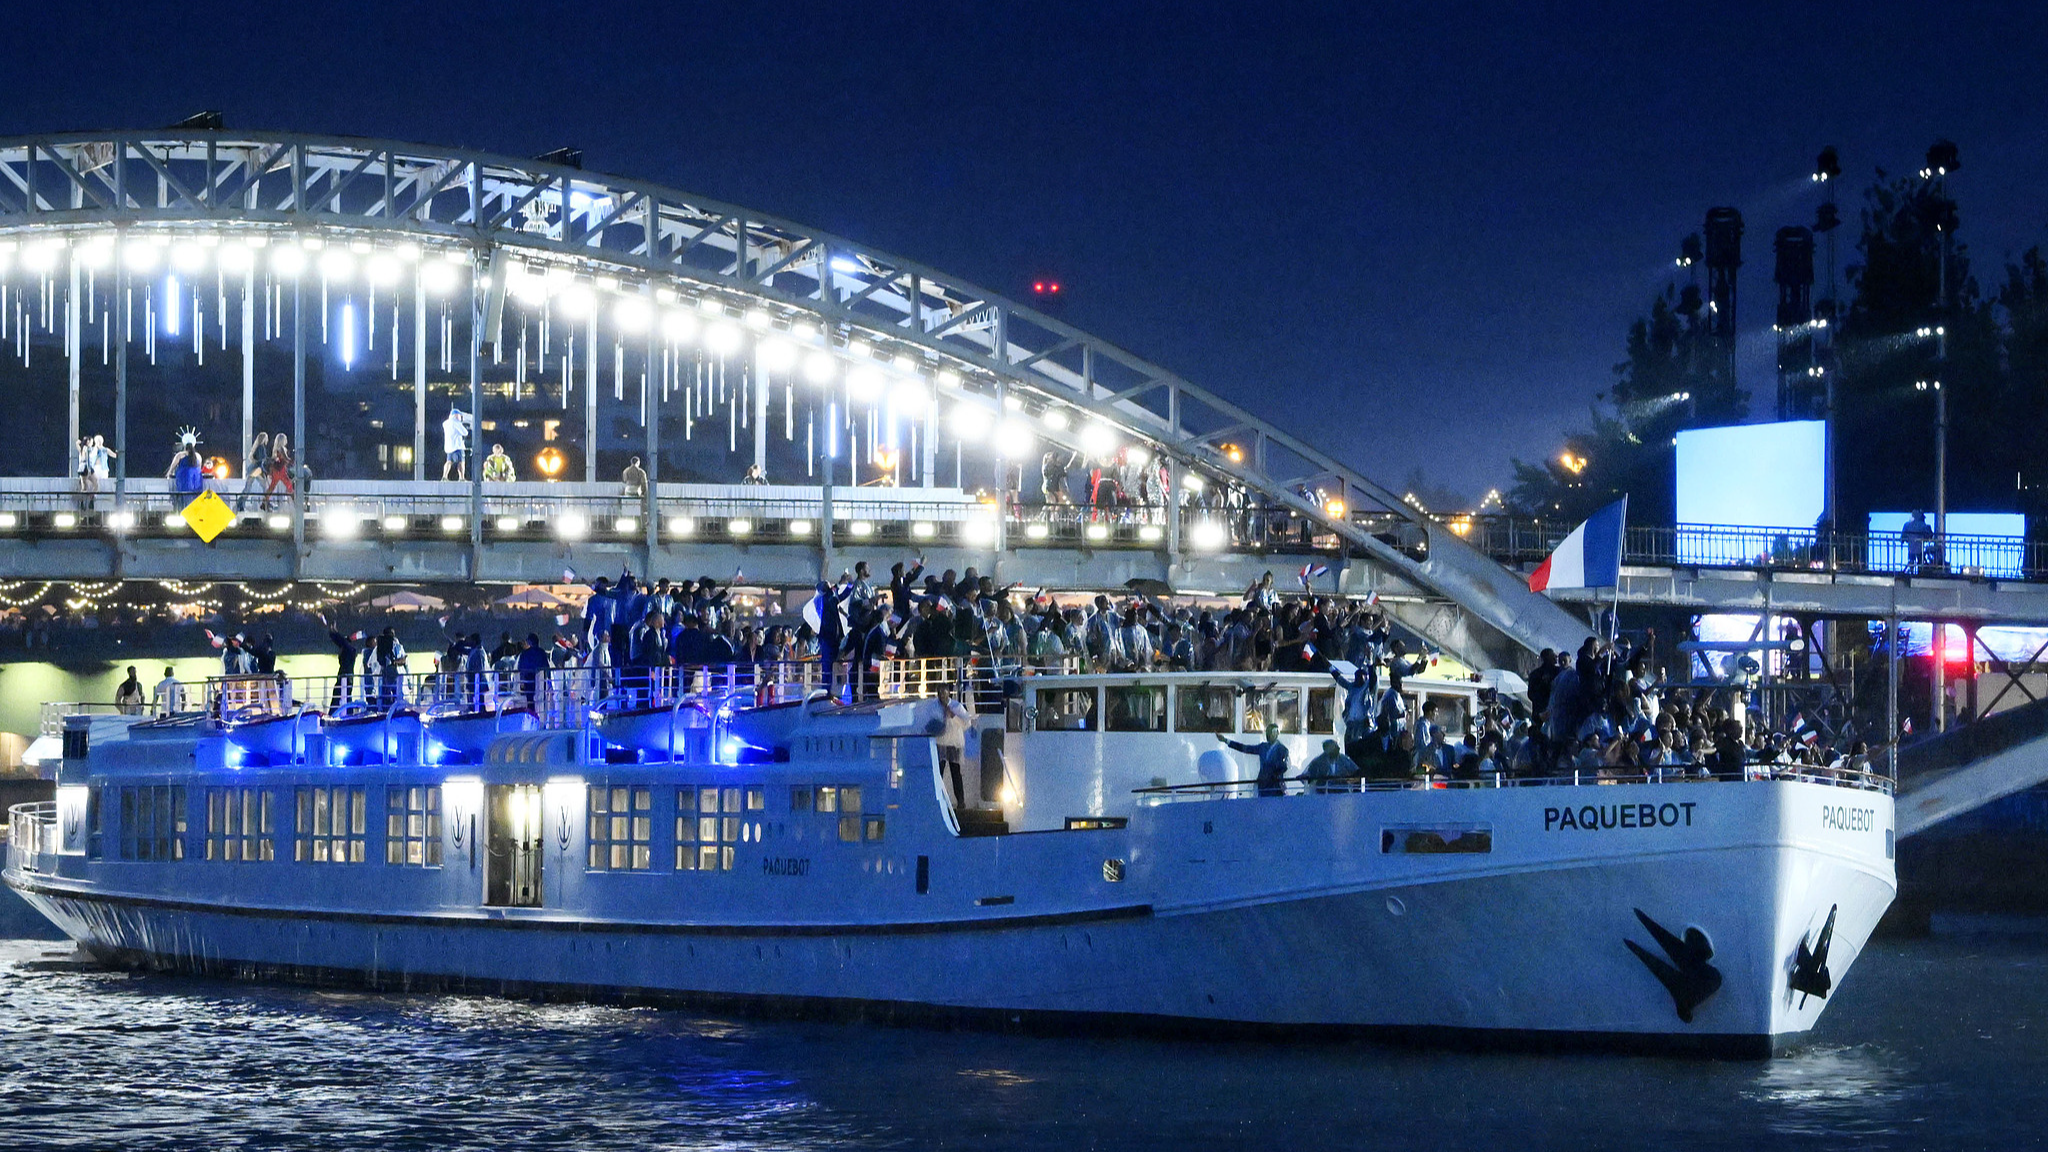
(1298, 563, 1329, 587)
(1529, 497, 1628, 594)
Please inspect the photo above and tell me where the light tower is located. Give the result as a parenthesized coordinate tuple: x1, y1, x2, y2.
(1773, 225, 1817, 420)
(1812, 146, 1842, 534)
(1703, 207, 1744, 402)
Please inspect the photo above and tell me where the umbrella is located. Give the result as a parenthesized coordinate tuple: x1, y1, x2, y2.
(1477, 668, 1530, 696)
(493, 587, 569, 609)
(366, 590, 448, 611)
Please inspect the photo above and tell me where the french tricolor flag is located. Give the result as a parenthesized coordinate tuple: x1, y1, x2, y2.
(1529, 497, 1628, 594)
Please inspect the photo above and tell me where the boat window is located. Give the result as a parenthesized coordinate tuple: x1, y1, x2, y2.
(865, 816, 886, 841)
(1105, 685, 1166, 732)
(383, 786, 440, 867)
(1244, 688, 1302, 734)
(677, 784, 746, 871)
(746, 787, 765, 811)
(817, 786, 838, 813)
(790, 786, 812, 812)
(1425, 695, 1469, 742)
(208, 787, 276, 863)
(87, 789, 102, 860)
(1380, 824, 1492, 854)
(587, 785, 652, 871)
(295, 786, 365, 863)
(839, 786, 864, 842)
(1173, 684, 1235, 733)
(1036, 687, 1098, 731)
(118, 785, 187, 862)
(1307, 688, 1338, 735)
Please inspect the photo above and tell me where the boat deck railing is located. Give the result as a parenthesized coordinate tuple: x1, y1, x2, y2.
(198, 657, 1033, 731)
(4, 801, 58, 875)
(1134, 764, 1894, 803)
(38, 701, 129, 735)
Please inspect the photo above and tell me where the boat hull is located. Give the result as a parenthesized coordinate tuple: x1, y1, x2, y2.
(7, 829, 1890, 1057)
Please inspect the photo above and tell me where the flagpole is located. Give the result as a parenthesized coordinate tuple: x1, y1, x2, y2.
(1609, 496, 1628, 644)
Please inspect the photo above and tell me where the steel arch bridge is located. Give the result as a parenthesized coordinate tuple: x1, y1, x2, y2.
(0, 128, 1587, 666)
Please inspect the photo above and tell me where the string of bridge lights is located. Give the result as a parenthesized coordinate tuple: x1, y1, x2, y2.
(0, 579, 370, 613)
(0, 226, 1155, 485)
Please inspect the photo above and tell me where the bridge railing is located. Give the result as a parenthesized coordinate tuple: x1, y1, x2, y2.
(1457, 516, 2041, 581)
(0, 483, 1354, 557)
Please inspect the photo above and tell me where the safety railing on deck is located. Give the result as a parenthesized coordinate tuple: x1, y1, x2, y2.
(198, 656, 1018, 730)
(1134, 763, 1894, 803)
(5, 801, 58, 875)
(39, 701, 128, 736)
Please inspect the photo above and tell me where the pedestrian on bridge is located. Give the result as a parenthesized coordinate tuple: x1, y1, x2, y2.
(235, 433, 270, 511)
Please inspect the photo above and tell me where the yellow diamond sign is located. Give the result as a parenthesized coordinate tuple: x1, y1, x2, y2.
(181, 489, 235, 544)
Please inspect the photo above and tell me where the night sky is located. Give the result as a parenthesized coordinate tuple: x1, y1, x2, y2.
(8, 1, 2044, 501)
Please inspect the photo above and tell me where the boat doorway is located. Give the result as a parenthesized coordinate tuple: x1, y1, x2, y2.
(485, 784, 545, 908)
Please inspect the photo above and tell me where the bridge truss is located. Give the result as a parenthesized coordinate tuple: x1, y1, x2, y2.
(0, 130, 1589, 666)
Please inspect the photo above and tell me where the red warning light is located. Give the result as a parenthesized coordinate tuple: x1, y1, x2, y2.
(1033, 281, 1045, 293)
(1049, 282, 1061, 294)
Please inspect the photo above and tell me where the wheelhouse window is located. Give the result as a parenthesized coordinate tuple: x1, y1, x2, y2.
(1105, 685, 1166, 732)
(296, 786, 366, 863)
(588, 785, 652, 871)
(207, 787, 275, 862)
(385, 786, 443, 867)
(1173, 684, 1234, 733)
(118, 786, 186, 861)
(1036, 687, 1097, 731)
(1307, 687, 1338, 735)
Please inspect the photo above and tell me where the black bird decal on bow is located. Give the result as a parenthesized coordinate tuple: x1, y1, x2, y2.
(1626, 908, 1723, 1024)
(1789, 905, 1837, 1007)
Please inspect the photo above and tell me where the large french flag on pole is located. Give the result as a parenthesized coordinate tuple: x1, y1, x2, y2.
(1528, 497, 1628, 593)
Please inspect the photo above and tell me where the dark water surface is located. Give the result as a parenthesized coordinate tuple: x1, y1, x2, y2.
(0, 936, 2043, 1151)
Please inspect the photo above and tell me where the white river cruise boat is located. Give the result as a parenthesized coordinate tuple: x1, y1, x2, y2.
(4, 661, 1895, 1058)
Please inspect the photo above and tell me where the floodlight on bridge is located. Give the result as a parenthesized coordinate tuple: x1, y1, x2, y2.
(494, 516, 520, 532)
(1080, 423, 1118, 456)
(0, 513, 16, 529)
(1139, 525, 1163, 542)
(170, 242, 206, 273)
(556, 512, 588, 539)
(667, 516, 694, 537)
(727, 519, 752, 536)
(846, 364, 884, 401)
(613, 297, 651, 332)
(381, 516, 406, 532)
(705, 322, 742, 358)
(789, 519, 813, 536)
(439, 516, 464, 532)
(1025, 523, 1049, 540)
(556, 283, 594, 318)
(419, 260, 457, 294)
(663, 309, 700, 343)
(962, 519, 995, 545)
(215, 241, 250, 273)
(107, 511, 135, 531)
(912, 522, 935, 540)
(267, 514, 290, 531)
(323, 510, 358, 538)
(367, 253, 401, 286)
(849, 521, 874, 538)
(1189, 520, 1227, 550)
(803, 351, 836, 384)
(614, 517, 638, 534)
(948, 403, 992, 440)
(76, 237, 113, 269)
(318, 249, 353, 280)
(995, 419, 1035, 454)
(935, 369, 960, 390)
(124, 241, 161, 273)
(759, 338, 796, 372)
(890, 381, 929, 413)
(1085, 524, 1109, 541)
(1042, 409, 1070, 432)
(268, 244, 304, 277)
(52, 513, 76, 529)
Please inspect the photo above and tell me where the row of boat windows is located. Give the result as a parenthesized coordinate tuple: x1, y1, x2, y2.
(89, 783, 879, 870)
(1036, 684, 1475, 735)
(585, 784, 882, 873)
